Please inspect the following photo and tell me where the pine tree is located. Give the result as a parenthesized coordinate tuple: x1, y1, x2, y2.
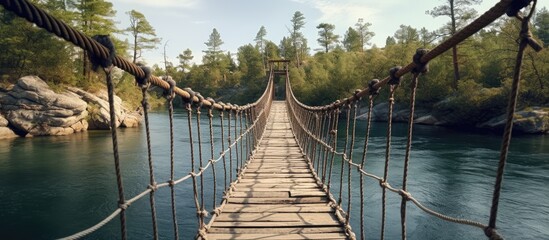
(427, 0, 482, 89)
(177, 48, 193, 72)
(316, 23, 339, 53)
(343, 27, 361, 52)
(203, 28, 224, 65)
(125, 10, 161, 63)
(355, 18, 374, 51)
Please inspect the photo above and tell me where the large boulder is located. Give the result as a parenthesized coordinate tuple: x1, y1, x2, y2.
(0, 76, 88, 136)
(68, 87, 142, 129)
(0, 114, 18, 139)
(478, 107, 549, 134)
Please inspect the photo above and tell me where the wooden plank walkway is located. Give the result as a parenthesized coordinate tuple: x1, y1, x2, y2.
(205, 101, 348, 240)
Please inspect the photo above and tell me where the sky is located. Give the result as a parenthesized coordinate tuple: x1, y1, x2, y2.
(109, 0, 547, 67)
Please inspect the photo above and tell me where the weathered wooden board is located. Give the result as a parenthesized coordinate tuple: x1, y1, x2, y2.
(222, 204, 333, 213)
(207, 226, 343, 234)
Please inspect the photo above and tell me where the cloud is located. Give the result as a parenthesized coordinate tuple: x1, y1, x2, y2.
(292, 0, 378, 26)
(116, 0, 198, 9)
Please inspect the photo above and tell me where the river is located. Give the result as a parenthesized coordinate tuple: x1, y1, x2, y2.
(0, 110, 548, 240)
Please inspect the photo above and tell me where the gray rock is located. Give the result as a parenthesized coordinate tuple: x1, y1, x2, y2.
(0, 114, 8, 127)
(68, 87, 142, 129)
(0, 127, 18, 139)
(121, 111, 142, 128)
(414, 115, 439, 125)
(478, 107, 549, 134)
(0, 76, 88, 136)
(68, 88, 124, 130)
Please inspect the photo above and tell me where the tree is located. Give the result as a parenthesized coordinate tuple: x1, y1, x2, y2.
(343, 27, 361, 52)
(427, 0, 482, 89)
(289, 11, 307, 67)
(203, 28, 224, 64)
(125, 10, 161, 63)
(355, 18, 374, 51)
(177, 48, 193, 72)
(0, 0, 75, 83)
(316, 23, 339, 53)
(72, 0, 117, 81)
(419, 27, 437, 47)
(254, 26, 268, 68)
(264, 41, 280, 60)
(534, 7, 549, 45)
(394, 25, 420, 45)
(237, 44, 265, 100)
(385, 36, 397, 46)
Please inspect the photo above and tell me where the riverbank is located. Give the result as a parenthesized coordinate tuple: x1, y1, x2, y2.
(0, 76, 143, 138)
(357, 101, 549, 134)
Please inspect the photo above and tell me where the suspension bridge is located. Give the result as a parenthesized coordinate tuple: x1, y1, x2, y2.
(0, 0, 545, 239)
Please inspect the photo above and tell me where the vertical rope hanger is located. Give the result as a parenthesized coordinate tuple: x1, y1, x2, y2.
(87, 35, 129, 240)
(380, 66, 402, 240)
(486, 1, 542, 239)
(138, 66, 159, 240)
(399, 49, 430, 240)
(183, 88, 203, 232)
(163, 76, 180, 240)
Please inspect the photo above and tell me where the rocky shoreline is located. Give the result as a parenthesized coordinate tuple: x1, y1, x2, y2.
(357, 102, 549, 134)
(0, 76, 142, 139)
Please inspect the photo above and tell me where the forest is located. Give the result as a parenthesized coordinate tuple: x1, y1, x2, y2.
(1, 0, 548, 116)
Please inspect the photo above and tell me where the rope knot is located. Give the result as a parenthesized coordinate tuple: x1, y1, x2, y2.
(214, 207, 223, 216)
(90, 35, 116, 72)
(197, 209, 209, 218)
(190, 171, 199, 177)
(388, 66, 402, 85)
(484, 227, 504, 240)
(379, 180, 388, 188)
(194, 92, 205, 108)
(399, 189, 412, 200)
(147, 183, 158, 192)
(183, 88, 196, 105)
(135, 63, 152, 89)
(412, 48, 430, 74)
(118, 201, 130, 210)
(163, 76, 176, 100)
(206, 97, 216, 109)
(368, 79, 380, 95)
(168, 180, 175, 187)
(197, 229, 208, 239)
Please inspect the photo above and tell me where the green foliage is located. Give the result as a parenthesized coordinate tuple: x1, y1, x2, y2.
(432, 79, 508, 126)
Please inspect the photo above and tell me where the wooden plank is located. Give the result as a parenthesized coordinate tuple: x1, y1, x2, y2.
(234, 183, 319, 188)
(228, 197, 327, 204)
(207, 233, 347, 240)
(290, 190, 327, 197)
(242, 173, 314, 179)
(230, 191, 289, 198)
(207, 227, 344, 234)
(235, 187, 320, 192)
(238, 178, 316, 183)
(211, 221, 340, 228)
(222, 204, 333, 213)
(215, 212, 337, 222)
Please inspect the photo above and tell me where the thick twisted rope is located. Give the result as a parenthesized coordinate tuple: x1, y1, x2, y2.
(139, 77, 159, 240)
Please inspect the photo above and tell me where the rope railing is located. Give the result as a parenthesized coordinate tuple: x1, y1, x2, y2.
(285, 1, 542, 240)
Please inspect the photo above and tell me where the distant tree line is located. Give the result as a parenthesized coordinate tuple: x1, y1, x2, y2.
(1, 0, 548, 111)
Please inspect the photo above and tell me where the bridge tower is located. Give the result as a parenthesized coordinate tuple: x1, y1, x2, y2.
(268, 59, 290, 100)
